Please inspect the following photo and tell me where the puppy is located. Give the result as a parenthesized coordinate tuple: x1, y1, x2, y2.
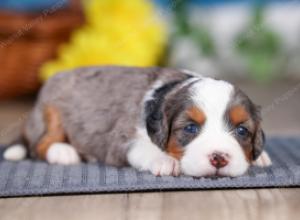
(4, 66, 271, 177)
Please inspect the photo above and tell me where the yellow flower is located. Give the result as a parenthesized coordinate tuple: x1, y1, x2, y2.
(40, 0, 167, 81)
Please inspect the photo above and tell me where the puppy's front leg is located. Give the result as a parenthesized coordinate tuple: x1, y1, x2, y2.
(252, 150, 272, 167)
(127, 130, 180, 176)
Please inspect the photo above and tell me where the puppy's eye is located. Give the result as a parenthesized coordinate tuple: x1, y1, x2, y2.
(183, 123, 200, 134)
(236, 125, 249, 138)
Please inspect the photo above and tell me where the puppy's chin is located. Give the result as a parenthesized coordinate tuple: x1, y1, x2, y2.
(216, 163, 250, 177)
(180, 155, 250, 178)
(181, 164, 250, 178)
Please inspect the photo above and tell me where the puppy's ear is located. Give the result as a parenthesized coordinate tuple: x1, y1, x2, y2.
(144, 80, 191, 149)
(252, 125, 265, 160)
(145, 101, 170, 149)
(252, 105, 265, 160)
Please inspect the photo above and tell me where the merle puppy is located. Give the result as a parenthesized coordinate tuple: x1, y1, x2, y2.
(4, 66, 271, 177)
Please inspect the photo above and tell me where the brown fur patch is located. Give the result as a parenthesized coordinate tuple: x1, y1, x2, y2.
(186, 106, 206, 125)
(244, 145, 253, 162)
(167, 136, 184, 160)
(36, 106, 66, 159)
(229, 105, 249, 125)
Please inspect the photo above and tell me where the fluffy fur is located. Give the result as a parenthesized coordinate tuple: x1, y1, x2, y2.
(180, 79, 249, 176)
(4, 66, 271, 177)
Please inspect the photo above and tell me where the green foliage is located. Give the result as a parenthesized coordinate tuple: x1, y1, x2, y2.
(172, 1, 215, 56)
(171, 2, 282, 81)
(235, 6, 281, 82)
(190, 28, 215, 56)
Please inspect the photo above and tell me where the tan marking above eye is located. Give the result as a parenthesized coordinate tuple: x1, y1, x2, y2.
(186, 106, 206, 125)
(229, 105, 250, 126)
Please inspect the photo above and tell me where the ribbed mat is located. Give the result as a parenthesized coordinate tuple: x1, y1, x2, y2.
(0, 137, 299, 197)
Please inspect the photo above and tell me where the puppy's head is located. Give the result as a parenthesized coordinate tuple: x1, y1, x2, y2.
(146, 77, 265, 177)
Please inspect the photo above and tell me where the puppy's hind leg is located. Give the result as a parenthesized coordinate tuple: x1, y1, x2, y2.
(37, 106, 81, 165)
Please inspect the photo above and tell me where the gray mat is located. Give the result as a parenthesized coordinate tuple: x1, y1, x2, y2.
(0, 137, 299, 197)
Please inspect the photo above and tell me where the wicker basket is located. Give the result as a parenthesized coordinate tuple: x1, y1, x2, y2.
(0, 0, 84, 100)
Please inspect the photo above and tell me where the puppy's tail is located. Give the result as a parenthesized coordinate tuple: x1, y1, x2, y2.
(3, 137, 27, 161)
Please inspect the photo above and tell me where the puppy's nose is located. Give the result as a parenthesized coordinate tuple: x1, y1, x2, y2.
(209, 152, 228, 168)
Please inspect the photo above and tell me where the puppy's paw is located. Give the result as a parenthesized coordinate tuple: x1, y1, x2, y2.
(150, 155, 180, 176)
(3, 144, 27, 161)
(252, 150, 272, 167)
(46, 143, 81, 165)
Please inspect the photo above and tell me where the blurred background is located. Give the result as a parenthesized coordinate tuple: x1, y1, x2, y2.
(0, 0, 299, 144)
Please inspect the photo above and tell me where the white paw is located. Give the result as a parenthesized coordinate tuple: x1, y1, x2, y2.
(3, 144, 27, 161)
(46, 143, 81, 165)
(150, 155, 180, 176)
(252, 150, 272, 167)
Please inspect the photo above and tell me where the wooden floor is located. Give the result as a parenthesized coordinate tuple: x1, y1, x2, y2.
(0, 80, 299, 219)
(0, 189, 299, 220)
